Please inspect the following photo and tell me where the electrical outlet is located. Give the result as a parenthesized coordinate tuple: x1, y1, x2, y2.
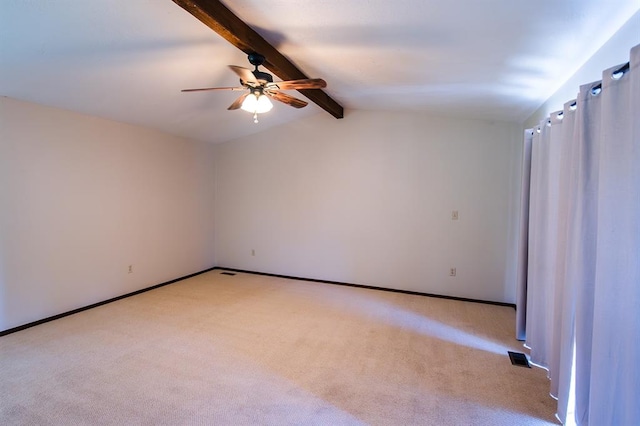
(251, 249, 255, 256)
(128, 265, 133, 274)
(452, 210, 459, 220)
(449, 267, 456, 277)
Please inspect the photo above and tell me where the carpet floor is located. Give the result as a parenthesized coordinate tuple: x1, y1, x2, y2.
(1, 270, 558, 425)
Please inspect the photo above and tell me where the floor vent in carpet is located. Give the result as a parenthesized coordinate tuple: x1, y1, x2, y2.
(508, 351, 531, 368)
(220, 272, 236, 276)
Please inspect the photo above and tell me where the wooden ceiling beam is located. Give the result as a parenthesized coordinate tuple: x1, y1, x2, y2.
(172, 0, 344, 119)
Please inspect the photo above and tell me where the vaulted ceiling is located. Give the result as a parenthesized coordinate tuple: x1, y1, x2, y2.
(1, 1, 639, 143)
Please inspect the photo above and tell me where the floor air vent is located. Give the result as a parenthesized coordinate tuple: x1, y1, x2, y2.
(221, 272, 236, 276)
(508, 351, 531, 368)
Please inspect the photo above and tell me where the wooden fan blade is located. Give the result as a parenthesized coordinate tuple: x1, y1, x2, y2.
(229, 65, 257, 85)
(181, 86, 245, 92)
(267, 91, 308, 109)
(228, 92, 249, 110)
(268, 78, 327, 90)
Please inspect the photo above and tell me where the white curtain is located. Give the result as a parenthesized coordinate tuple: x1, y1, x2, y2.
(516, 43, 639, 425)
(589, 46, 640, 425)
(515, 130, 533, 341)
(552, 99, 579, 422)
(572, 79, 603, 425)
(526, 109, 565, 371)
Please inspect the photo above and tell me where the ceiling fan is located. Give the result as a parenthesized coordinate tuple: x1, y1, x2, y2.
(181, 53, 327, 123)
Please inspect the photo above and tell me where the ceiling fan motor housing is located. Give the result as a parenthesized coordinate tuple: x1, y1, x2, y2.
(252, 70, 273, 83)
(247, 53, 273, 83)
(247, 52, 265, 66)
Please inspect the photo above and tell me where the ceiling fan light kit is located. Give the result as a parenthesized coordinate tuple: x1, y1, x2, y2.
(241, 90, 273, 123)
(182, 53, 327, 123)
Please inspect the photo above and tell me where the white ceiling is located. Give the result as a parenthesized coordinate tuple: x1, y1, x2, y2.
(1, 1, 639, 143)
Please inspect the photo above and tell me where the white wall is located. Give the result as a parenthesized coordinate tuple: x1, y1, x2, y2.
(525, 9, 640, 128)
(0, 97, 216, 331)
(214, 110, 522, 303)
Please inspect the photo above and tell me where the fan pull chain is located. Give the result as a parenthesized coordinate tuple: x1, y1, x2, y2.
(253, 112, 259, 123)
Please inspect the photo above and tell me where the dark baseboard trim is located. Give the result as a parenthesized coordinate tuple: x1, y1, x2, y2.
(0, 266, 217, 337)
(214, 267, 517, 309)
(1, 265, 515, 337)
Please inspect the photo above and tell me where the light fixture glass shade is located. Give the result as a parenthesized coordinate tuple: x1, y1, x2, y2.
(241, 93, 273, 114)
(240, 93, 258, 112)
(256, 95, 273, 113)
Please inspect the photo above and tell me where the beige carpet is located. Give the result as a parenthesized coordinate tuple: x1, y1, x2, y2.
(1, 270, 558, 425)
